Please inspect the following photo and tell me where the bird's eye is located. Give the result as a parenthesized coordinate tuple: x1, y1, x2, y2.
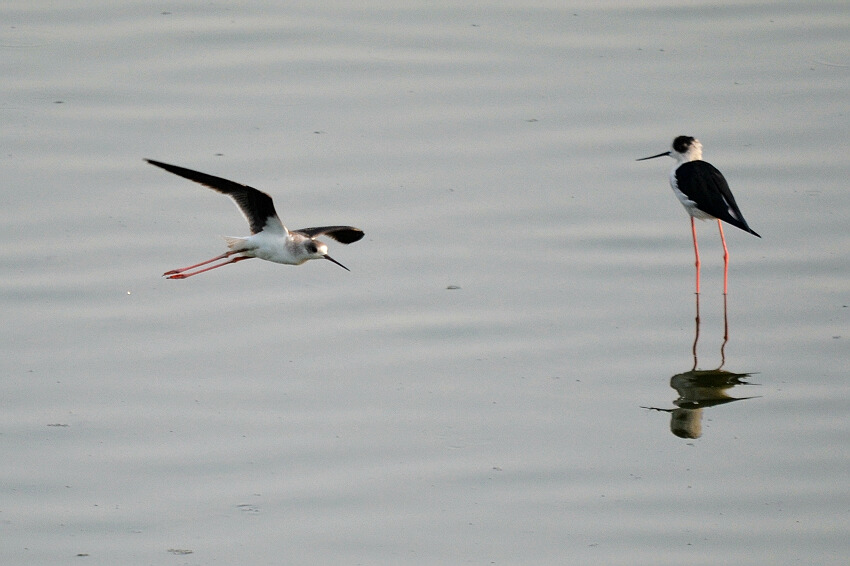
(306, 242, 317, 253)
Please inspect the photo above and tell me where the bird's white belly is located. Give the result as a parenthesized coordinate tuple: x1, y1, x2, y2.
(256, 244, 304, 265)
(242, 233, 304, 265)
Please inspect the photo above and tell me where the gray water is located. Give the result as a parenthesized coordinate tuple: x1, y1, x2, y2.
(2, 2, 849, 564)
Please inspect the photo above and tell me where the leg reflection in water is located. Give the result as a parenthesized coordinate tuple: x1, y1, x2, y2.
(643, 294, 758, 439)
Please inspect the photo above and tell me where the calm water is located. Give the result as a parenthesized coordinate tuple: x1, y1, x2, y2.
(2, 1, 849, 564)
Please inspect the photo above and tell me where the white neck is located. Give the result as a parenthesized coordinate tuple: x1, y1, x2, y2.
(678, 141, 703, 162)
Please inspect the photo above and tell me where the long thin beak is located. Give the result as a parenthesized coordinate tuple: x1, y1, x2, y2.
(324, 254, 350, 271)
(636, 151, 671, 161)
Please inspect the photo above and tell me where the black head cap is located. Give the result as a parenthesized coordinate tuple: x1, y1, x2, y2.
(673, 136, 695, 153)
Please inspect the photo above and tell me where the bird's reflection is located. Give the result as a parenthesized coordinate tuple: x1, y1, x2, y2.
(643, 294, 758, 438)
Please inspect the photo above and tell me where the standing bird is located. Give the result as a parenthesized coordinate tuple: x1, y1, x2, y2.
(637, 136, 760, 294)
(146, 159, 364, 279)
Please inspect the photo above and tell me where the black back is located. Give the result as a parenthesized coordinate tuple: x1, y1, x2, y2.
(676, 161, 760, 237)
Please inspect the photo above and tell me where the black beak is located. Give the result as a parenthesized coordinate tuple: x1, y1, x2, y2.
(636, 151, 671, 161)
(324, 254, 350, 271)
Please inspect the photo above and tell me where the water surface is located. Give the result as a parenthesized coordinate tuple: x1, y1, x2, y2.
(2, 2, 849, 564)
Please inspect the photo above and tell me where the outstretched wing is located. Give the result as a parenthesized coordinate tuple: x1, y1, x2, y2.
(145, 159, 283, 235)
(293, 226, 365, 244)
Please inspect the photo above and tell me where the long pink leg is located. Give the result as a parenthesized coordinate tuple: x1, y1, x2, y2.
(691, 217, 701, 295)
(165, 255, 251, 279)
(163, 251, 235, 276)
(718, 220, 729, 295)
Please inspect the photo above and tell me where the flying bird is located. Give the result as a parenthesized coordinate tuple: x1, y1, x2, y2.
(146, 159, 364, 279)
(637, 136, 760, 294)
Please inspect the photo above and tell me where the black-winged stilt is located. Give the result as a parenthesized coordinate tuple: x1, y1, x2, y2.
(146, 159, 364, 279)
(637, 136, 760, 294)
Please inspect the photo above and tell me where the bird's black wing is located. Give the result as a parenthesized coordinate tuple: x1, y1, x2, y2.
(676, 161, 760, 237)
(145, 159, 279, 234)
(293, 226, 365, 244)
